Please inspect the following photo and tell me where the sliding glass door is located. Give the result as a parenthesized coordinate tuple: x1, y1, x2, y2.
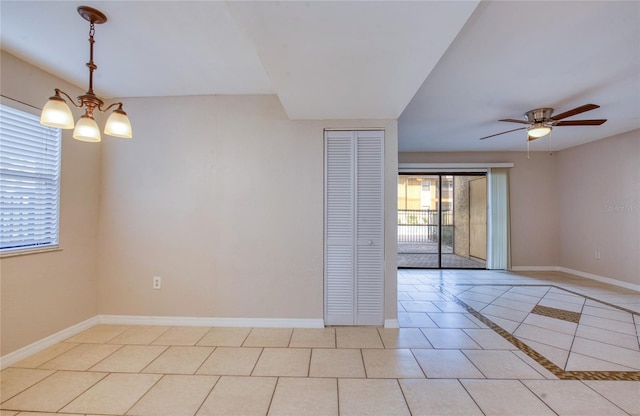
(397, 174, 486, 269)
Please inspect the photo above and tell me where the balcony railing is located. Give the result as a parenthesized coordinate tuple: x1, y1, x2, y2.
(397, 209, 453, 246)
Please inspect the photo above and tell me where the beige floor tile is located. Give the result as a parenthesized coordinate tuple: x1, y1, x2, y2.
(432, 301, 469, 313)
(480, 304, 529, 322)
(11, 343, 78, 369)
(252, 348, 310, 377)
(64, 325, 131, 343)
(197, 347, 262, 375)
(461, 379, 556, 416)
(572, 337, 640, 369)
(421, 328, 481, 349)
(428, 313, 480, 328)
(196, 376, 277, 416)
(481, 314, 520, 332)
(522, 313, 578, 335)
(197, 327, 251, 347)
(377, 328, 432, 348)
(61, 373, 161, 415)
(38, 343, 121, 371)
(127, 375, 218, 416)
(268, 377, 338, 416)
(242, 328, 293, 347)
(463, 328, 517, 349)
(309, 348, 365, 378)
(336, 327, 383, 348)
(510, 350, 558, 379)
(462, 350, 546, 379)
(490, 297, 536, 312)
(89, 345, 167, 373)
(584, 380, 640, 416)
(518, 339, 569, 369)
(1, 371, 106, 413)
(576, 323, 640, 350)
(580, 314, 637, 335)
(412, 349, 484, 379)
(582, 304, 634, 322)
(399, 379, 484, 416)
(338, 378, 410, 416)
(152, 326, 210, 346)
(0, 411, 17, 416)
(398, 312, 438, 327)
(400, 300, 441, 312)
(108, 325, 171, 345)
(142, 346, 213, 374)
(523, 380, 628, 416)
(0, 368, 54, 402)
(565, 352, 638, 371)
(289, 328, 335, 348)
(361, 349, 424, 378)
(514, 323, 575, 350)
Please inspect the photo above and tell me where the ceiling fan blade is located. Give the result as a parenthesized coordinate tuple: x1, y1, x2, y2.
(551, 104, 599, 121)
(479, 127, 527, 140)
(555, 119, 607, 126)
(499, 118, 531, 124)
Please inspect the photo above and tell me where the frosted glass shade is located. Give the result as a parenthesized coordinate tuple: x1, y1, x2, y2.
(40, 96, 74, 129)
(528, 124, 552, 138)
(73, 115, 101, 142)
(104, 109, 132, 138)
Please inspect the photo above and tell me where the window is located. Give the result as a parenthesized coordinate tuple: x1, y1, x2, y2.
(0, 101, 62, 254)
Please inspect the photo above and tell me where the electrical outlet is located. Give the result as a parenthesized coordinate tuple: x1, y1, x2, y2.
(594, 251, 601, 259)
(152, 276, 161, 290)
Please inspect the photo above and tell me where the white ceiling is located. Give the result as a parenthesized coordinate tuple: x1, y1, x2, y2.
(1, 1, 639, 152)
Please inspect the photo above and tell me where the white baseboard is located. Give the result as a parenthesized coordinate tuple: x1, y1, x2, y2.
(558, 267, 640, 293)
(97, 315, 326, 329)
(511, 266, 640, 292)
(511, 266, 559, 272)
(384, 319, 399, 328)
(0, 316, 98, 370)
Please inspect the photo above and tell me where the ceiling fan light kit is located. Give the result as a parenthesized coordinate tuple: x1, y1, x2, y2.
(40, 6, 132, 142)
(527, 123, 552, 138)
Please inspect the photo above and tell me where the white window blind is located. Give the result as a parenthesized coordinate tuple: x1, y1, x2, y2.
(0, 103, 61, 253)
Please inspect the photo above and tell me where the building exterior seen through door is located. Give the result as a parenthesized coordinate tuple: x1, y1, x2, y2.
(398, 174, 486, 269)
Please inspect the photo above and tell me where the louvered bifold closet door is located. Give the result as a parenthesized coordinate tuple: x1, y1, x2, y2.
(324, 131, 355, 325)
(355, 131, 384, 325)
(324, 130, 384, 326)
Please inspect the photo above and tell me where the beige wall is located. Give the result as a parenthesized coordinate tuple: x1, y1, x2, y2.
(97, 94, 398, 322)
(557, 130, 639, 286)
(0, 52, 397, 356)
(0, 51, 101, 355)
(398, 151, 561, 268)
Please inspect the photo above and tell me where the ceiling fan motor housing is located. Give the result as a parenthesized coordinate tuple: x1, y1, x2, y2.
(525, 108, 553, 123)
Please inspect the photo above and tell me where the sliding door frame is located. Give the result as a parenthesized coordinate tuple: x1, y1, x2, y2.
(398, 163, 513, 270)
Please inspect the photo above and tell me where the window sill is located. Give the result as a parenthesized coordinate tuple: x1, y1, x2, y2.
(0, 246, 62, 258)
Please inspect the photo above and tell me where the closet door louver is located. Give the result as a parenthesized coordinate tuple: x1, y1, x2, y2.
(324, 130, 384, 326)
(324, 131, 355, 325)
(355, 131, 384, 325)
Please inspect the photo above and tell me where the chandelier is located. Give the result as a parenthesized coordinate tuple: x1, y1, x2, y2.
(40, 6, 132, 142)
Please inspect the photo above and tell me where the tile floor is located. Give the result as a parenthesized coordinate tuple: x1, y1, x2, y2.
(1, 269, 639, 415)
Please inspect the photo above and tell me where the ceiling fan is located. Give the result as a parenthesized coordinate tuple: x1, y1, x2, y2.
(479, 104, 607, 141)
